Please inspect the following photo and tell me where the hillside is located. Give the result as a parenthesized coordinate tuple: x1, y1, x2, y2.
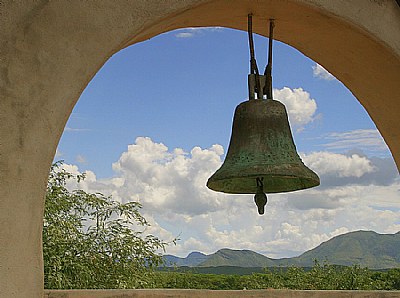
(163, 230, 400, 269)
(163, 251, 208, 267)
(293, 230, 400, 268)
(199, 249, 278, 267)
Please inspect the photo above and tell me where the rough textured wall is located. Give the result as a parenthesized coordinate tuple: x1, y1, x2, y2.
(1, 1, 399, 297)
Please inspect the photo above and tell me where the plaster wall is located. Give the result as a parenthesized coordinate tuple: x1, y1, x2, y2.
(1, 1, 400, 297)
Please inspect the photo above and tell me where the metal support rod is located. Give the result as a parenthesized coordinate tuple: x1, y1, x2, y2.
(264, 19, 275, 100)
(248, 14, 261, 99)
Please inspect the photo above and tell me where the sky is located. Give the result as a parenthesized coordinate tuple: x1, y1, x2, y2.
(56, 27, 400, 259)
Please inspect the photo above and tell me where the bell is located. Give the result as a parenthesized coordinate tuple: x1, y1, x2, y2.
(206, 17, 319, 215)
(207, 98, 320, 194)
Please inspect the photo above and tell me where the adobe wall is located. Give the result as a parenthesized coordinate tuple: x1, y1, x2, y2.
(1, 1, 400, 297)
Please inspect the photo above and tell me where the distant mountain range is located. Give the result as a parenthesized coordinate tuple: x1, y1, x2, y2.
(163, 251, 208, 267)
(163, 230, 400, 269)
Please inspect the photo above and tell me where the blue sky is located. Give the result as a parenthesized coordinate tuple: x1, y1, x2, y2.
(57, 27, 399, 258)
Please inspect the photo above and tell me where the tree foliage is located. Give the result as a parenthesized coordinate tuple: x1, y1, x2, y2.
(43, 161, 170, 289)
(151, 264, 400, 290)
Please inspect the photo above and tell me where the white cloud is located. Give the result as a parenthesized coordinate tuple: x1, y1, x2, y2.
(312, 63, 335, 81)
(175, 27, 223, 38)
(273, 87, 318, 130)
(302, 151, 375, 178)
(60, 163, 98, 192)
(176, 32, 194, 38)
(55, 149, 63, 158)
(61, 163, 82, 176)
(76, 154, 87, 164)
(59, 137, 400, 259)
(359, 182, 400, 209)
(112, 137, 225, 215)
(322, 129, 388, 153)
(285, 190, 347, 210)
(64, 127, 90, 132)
(309, 131, 397, 187)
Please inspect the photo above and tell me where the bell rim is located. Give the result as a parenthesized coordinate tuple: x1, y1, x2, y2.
(207, 168, 320, 194)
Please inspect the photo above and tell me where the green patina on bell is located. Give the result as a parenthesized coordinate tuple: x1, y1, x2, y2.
(207, 98, 320, 194)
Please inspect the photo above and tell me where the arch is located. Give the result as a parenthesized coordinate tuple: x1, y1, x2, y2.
(1, 1, 399, 297)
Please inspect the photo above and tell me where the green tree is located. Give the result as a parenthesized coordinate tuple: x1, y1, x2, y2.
(43, 161, 171, 289)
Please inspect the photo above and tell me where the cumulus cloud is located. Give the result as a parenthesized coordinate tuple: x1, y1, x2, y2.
(59, 137, 400, 259)
(309, 129, 397, 186)
(312, 63, 335, 81)
(112, 137, 226, 215)
(286, 190, 347, 210)
(273, 87, 318, 130)
(60, 163, 98, 192)
(303, 151, 375, 178)
(301, 150, 398, 188)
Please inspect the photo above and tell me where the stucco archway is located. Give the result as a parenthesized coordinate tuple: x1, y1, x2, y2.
(1, 1, 400, 297)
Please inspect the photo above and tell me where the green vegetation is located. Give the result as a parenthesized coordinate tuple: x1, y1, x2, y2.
(43, 162, 171, 289)
(158, 265, 267, 275)
(153, 264, 400, 290)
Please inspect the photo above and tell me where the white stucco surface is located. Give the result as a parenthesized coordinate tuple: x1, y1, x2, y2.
(1, 1, 399, 297)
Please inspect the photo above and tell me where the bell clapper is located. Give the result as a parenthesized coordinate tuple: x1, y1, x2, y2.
(254, 177, 268, 215)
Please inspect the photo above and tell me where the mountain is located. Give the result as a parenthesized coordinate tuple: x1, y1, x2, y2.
(293, 230, 400, 268)
(163, 251, 208, 267)
(163, 230, 400, 269)
(199, 249, 278, 267)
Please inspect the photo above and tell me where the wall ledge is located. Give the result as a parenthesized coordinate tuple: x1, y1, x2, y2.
(44, 289, 400, 298)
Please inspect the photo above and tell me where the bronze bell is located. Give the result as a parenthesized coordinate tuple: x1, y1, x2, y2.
(206, 16, 319, 214)
(207, 98, 320, 196)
